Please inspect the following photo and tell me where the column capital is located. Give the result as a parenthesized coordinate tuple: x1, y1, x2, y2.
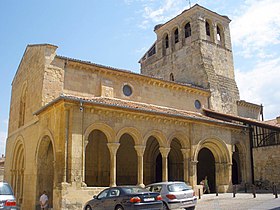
(159, 147, 170, 158)
(107, 143, 120, 156)
(180, 148, 190, 159)
(134, 145, 146, 157)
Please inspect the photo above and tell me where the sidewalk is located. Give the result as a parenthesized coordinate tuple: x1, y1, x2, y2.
(195, 193, 280, 210)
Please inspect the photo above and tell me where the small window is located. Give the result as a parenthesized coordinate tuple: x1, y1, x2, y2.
(123, 84, 132, 96)
(217, 26, 221, 41)
(184, 22, 191, 38)
(195, 100, 201, 109)
(170, 73, 174, 81)
(174, 28, 179, 43)
(205, 21, 211, 36)
(165, 35, 169, 48)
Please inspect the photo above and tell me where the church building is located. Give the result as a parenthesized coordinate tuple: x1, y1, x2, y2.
(4, 4, 280, 210)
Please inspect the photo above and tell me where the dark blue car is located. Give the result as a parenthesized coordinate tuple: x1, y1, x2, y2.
(84, 186, 163, 210)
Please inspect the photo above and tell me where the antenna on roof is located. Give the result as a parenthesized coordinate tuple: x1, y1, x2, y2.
(189, 0, 191, 8)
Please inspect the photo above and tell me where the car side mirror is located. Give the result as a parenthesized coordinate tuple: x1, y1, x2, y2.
(93, 195, 97, 199)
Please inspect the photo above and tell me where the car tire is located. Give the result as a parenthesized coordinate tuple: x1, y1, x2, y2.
(115, 205, 124, 210)
(163, 202, 169, 210)
(85, 205, 92, 210)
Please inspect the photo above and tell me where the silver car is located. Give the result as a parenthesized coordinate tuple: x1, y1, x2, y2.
(0, 181, 19, 210)
(146, 181, 197, 210)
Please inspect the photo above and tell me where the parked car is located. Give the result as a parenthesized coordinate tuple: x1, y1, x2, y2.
(146, 181, 197, 210)
(0, 181, 19, 210)
(84, 186, 163, 210)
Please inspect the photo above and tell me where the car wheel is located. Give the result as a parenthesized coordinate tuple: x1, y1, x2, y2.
(163, 202, 169, 210)
(85, 205, 92, 210)
(115, 205, 124, 210)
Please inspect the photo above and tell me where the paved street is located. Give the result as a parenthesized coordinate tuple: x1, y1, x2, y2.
(195, 193, 280, 210)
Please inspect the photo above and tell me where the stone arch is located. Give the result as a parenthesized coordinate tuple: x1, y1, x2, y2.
(116, 133, 138, 185)
(216, 22, 225, 46)
(162, 31, 170, 55)
(36, 133, 55, 209)
(194, 137, 230, 163)
(168, 138, 184, 181)
(205, 19, 214, 42)
(172, 26, 180, 45)
(143, 130, 168, 184)
(143, 130, 168, 147)
(167, 132, 190, 149)
(85, 129, 110, 187)
(116, 127, 142, 145)
(11, 135, 25, 206)
(84, 122, 115, 143)
(181, 19, 192, 39)
(232, 141, 247, 185)
(194, 137, 231, 193)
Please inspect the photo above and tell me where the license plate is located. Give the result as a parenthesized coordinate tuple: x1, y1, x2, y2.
(144, 197, 155, 201)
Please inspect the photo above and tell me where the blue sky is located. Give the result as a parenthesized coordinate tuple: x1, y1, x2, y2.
(0, 0, 280, 155)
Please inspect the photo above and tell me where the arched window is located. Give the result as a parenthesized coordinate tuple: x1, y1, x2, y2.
(165, 34, 169, 48)
(170, 73, 174, 81)
(174, 28, 179, 43)
(205, 21, 211, 36)
(217, 26, 221, 41)
(184, 22, 191, 38)
(18, 84, 27, 127)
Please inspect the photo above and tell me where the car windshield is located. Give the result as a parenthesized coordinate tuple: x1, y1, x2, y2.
(122, 187, 148, 194)
(167, 183, 191, 192)
(0, 183, 13, 195)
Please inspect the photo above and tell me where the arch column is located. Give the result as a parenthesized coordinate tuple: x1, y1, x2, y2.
(189, 160, 198, 187)
(181, 149, 190, 183)
(159, 147, 170, 182)
(134, 145, 146, 187)
(107, 143, 120, 187)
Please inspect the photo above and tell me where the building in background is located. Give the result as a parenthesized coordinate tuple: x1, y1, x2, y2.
(4, 4, 280, 210)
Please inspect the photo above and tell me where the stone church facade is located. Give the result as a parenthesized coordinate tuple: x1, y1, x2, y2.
(4, 4, 280, 210)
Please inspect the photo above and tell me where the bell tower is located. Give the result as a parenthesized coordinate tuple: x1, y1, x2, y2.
(139, 4, 240, 115)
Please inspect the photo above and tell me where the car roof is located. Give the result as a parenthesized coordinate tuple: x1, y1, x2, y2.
(147, 181, 186, 186)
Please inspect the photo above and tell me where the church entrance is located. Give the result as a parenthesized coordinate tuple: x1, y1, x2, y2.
(37, 136, 54, 209)
(197, 148, 216, 193)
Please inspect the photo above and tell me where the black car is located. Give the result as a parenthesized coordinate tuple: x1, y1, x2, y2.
(84, 186, 163, 210)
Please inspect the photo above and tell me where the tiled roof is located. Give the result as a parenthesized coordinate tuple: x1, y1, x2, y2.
(204, 108, 280, 131)
(35, 94, 245, 129)
(265, 119, 280, 128)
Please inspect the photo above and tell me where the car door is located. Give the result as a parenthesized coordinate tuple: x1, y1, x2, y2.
(103, 188, 121, 209)
(93, 189, 110, 210)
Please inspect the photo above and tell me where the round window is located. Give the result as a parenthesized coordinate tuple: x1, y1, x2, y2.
(123, 84, 132, 96)
(195, 100, 201, 109)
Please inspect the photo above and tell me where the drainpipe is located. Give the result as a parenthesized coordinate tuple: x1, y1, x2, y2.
(248, 125, 255, 184)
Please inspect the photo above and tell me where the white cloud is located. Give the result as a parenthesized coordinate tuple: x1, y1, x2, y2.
(138, 0, 188, 29)
(231, 0, 280, 58)
(235, 58, 280, 119)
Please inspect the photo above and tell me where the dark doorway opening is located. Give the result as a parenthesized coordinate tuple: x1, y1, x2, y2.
(232, 146, 241, 185)
(232, 159, 239, 184)
(197, 148, 215, 193)
(156, 154, 162, 182)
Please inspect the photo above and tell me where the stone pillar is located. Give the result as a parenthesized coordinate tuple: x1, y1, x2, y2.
(134, 145, 146, 187)
(181, 149, 190, 183)
(189, 160, 198, 187)
(159, 147, 170, 182)
(107, 143, 120, 187)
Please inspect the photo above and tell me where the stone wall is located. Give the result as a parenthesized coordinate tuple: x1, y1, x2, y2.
(253, 145, 280, 188)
